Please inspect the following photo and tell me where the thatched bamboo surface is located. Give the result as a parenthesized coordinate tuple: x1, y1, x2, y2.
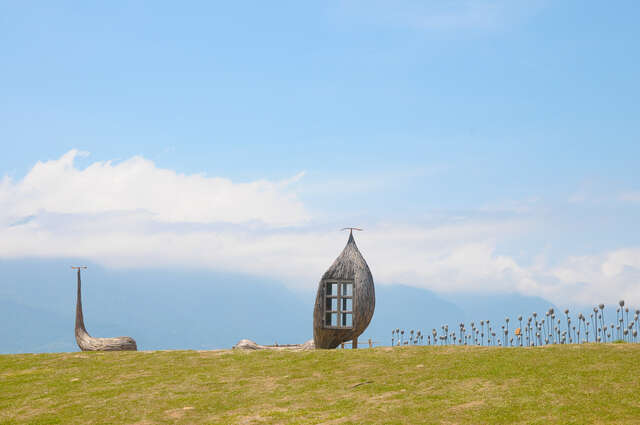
(313, 231, 375, 349)
(74, 269, 137, 351)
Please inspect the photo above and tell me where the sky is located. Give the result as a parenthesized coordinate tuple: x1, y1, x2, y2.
(1, 1, 640, 311)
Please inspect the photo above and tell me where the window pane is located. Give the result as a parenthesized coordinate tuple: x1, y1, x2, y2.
(343, 298, 352, 312)
(342, 313, 352, 327)
(325, 312, 331, 326)
(331, 298, 338, 311)
(331, 313, 338, 327)
(326, 282, 334, 295)
(342, 282, 353, 296)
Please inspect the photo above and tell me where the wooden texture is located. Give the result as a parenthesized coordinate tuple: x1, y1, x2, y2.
(233, 339, 315, 351)
(74, 269, 137, 351)
(313, 231, 375, 349)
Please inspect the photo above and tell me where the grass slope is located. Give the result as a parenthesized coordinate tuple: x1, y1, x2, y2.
(1, 345, 640, 424)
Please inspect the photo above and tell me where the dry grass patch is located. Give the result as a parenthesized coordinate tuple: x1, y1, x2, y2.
(449, 399, 485, 411)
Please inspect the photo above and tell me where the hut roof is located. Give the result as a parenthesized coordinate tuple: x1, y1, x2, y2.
(321, 231, 370, 282)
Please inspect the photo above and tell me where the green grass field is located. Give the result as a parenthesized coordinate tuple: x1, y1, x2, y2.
(2, 344, 640, 424)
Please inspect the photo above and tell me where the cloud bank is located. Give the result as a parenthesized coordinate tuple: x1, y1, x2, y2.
(1, 150, 639, 307)
(0, 150, 309, 227)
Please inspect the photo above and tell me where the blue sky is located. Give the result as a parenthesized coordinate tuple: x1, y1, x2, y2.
(1, 1, 640, 309)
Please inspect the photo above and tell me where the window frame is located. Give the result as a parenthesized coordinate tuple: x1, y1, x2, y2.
(322, 279, 355, 329)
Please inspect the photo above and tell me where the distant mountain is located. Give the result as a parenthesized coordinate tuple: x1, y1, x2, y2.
(363, 285, 465, 345)
(0, 258, 557, 353)
(0, 300, 74, 353)
(441, 292, 557, 326)
(362, 286, 557, 345)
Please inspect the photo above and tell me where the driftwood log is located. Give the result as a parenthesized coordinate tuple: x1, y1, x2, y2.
(313, 230, 375, 349)
(233, 339, 315, 351)
(74, 267, 137, 351)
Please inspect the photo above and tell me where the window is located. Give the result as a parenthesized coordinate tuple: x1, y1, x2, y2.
(323, 280, 354, 328)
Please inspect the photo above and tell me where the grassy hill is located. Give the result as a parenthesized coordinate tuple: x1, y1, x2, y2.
(2, 344, 640, 424)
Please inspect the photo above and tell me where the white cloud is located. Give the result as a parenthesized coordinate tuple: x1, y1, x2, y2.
(1, 150, 640, 308)
(0, 207, 534, 293)
(545, 249, 640, 305)
(0, 150, 309, 227)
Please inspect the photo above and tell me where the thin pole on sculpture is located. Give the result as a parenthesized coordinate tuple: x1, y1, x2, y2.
(72, 266, 88, 335)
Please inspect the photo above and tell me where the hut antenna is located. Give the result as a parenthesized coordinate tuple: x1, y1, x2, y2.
(340, 227, 363, 235)
(71, 266, 87, 276)
(71, 266, 88, 278)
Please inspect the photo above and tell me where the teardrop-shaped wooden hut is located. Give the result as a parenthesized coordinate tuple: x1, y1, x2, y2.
(313, 229, 375, 349)
(74, 267, 137, 351)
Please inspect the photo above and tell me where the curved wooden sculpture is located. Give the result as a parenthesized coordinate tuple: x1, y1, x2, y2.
(74, 267, 137, 351)
(313, 229, 375, 349)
